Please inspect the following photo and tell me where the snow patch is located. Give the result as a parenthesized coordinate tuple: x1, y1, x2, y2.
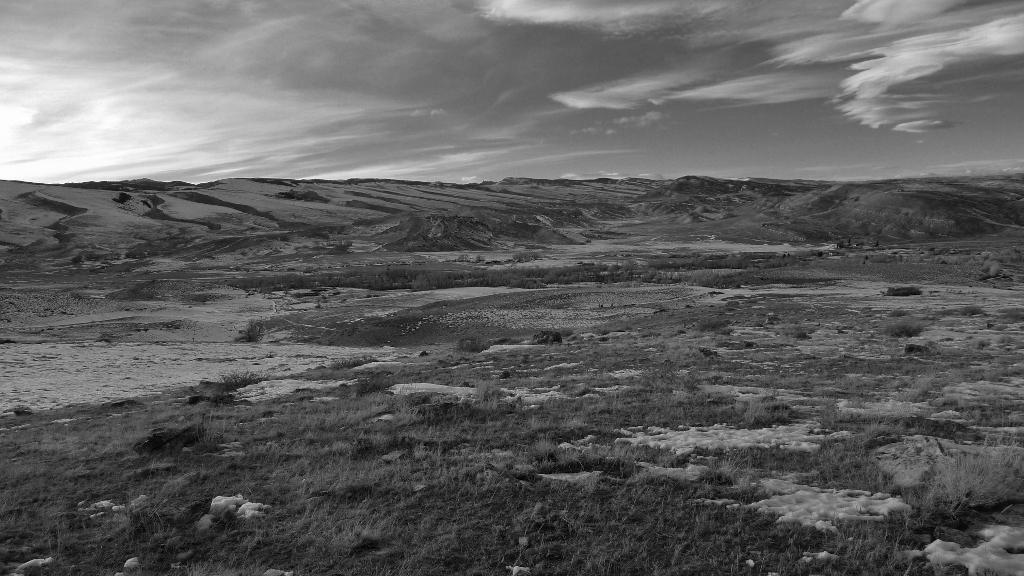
(482, 344, 547, 354)
(836, 399, 930, 417)
(14, 557, 53, 573)
(538, 471, 602, 484)
(925, 525, 1024, 576)
(801, 551, 838, 563)
(616, 423, 844, 455)
(388, 383, 476, 398)
(351, 361, 404, 372)
(234, 379, 354, 402)
(750, 479, 911, 532)
(632, 462, 709, 482)
(609, 369, 642, 379)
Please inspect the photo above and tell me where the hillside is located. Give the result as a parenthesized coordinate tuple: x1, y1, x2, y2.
(2, 174, 1023, 267)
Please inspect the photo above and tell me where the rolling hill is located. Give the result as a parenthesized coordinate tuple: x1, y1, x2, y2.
(1, 174, 1023, 267)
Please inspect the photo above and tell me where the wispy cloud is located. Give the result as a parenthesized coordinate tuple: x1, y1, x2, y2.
(613, 111, 666, 128)
(478, 0, 730, 32)
(668, 72, 839, 105)
(838, 14, 1024, 128)
(841, 0, 971, 25)
(551, 69, 709, 109)
(892, 119, 957, 133)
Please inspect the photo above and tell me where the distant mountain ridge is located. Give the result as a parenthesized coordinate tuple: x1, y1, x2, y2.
(2, 174, 1023, 264)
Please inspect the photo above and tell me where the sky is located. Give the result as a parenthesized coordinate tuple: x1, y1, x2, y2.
(2, 0, 1024, 184)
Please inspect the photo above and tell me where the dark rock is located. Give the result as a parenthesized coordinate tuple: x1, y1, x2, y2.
(11, 405, 33, 416)
(132, 424, 204, 454)
(698, 347, 719, 358)
(105, 399, 143, 408)
(933, 527, 976, 547)
(531, 330, 562, 345)
(418, 350, 429, 356)
(904, 343, 935, 355)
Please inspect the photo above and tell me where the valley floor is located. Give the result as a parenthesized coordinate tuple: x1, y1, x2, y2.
(2, 247, 1024, 576)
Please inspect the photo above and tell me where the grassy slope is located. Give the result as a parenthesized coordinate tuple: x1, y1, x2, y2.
(5, 293, 1024, 575)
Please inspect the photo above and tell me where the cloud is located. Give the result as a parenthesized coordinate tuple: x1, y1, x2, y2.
(892, 119, 957, 133)
(841, 0, 970, 25)
(612, 111, 666, 127)
(478, 0, 729, 31)
(667, 72, 838, 104)
(551, 69, 709, 109)
(838, 14, 1024, 128)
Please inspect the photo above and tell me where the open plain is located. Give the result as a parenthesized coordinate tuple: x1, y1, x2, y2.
(2, 175, 1024, 575)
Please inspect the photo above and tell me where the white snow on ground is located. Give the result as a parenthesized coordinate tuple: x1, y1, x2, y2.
(749, 479, 911, 532)
(544, 362, 581, 371)
(233, 379, 354, 402)
(801, 551, 838, 563)
(940, 380, 1024, 404)
(78, 500, 125, 519)
(388, 383, 476, 398)
(836, 399, 931, 417)
(700, 384, 809, 403)
(14, 557, 53, 572)
(925, 525, 1024, 575)
(350, 361, 404, 372)
(482, 344, 547, 354)
(0, 342, 391, 412)
(502, 384, 631, 405)
(608, 369, 643, 379)
(538, 471, 603, 483)
(632, 462, 709, 482)
(503, 386, 566, 404)
(616, 423, 846, 455)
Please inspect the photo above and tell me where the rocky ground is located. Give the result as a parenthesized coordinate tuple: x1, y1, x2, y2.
(2, 240, 1023, 576)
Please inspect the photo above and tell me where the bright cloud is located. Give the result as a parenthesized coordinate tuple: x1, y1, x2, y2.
(839, 14, 1024, 128)
(551, 70, 710, 109)
(841, 0, 970, 25)
(478, 0, 729, 31)
(668, 72, 839, 105)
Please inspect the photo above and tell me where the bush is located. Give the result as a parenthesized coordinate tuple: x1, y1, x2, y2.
(1000, 307, 1024, 321)
(456, 337, 489, 353)
(919, 443, 1024, 514)
(781, 325, 813, 340)
(885, 286, 922, 297)
(884, 318, 926, 338)
(695, 317, 731, 334)
(329, 356, 377, 370)
(951, 305, 985, 316)
(239, 319, 266, 342)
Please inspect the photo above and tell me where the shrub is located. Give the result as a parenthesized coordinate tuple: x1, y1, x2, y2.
(885, 286, 922, 297)
(738, 397, 796, 427)
(695, 317, 731, 334)
(781, 325, 813, 340)
(205, 370, 266, 400)
(456, 337, 489, 353)
(884, 318, 926, 338)
(474, 381, 505, 403)
(329, 356, 377, 370)
(1000, 307, 1024, 321)
(950, 305, 985, 316)
(918, 442, 1024, 514)
(239, 319, 266, 342)
(353, 373, 392, 396)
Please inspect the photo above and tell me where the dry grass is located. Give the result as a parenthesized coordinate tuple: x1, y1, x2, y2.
(883, 318, 927, 338)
